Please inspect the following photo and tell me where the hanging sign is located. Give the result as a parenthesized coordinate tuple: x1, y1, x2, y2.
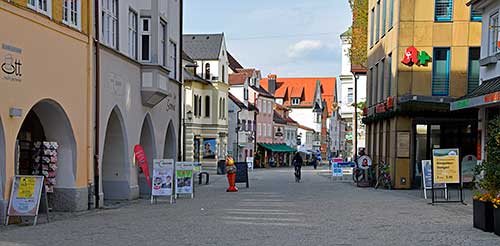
(134, 145, 151, 186)
(151, 159, 174, 197)
(461, 155, 477, 183)
(432, 149, 460, 184)
(175, 162, 194, 198)
(6, 176, 48, 225)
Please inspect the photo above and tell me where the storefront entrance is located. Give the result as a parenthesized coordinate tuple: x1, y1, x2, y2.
(15, 100, 77, 209)
(102, 107, 129, 200)
(412, 120, 477, 188)
(138, 115, 156, 198)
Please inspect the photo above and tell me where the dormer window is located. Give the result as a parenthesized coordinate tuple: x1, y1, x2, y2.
(291, 98, 301, 105)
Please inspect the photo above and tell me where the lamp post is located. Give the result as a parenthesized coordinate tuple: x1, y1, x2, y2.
(183, 110, 193, 161)
(235, 119, 243, 162)
(353, 72, 359, 163)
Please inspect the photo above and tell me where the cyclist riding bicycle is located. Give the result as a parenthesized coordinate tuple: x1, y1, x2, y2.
(293, 152, 303, 182)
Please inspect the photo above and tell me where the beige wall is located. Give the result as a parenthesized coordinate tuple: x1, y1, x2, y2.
(0, 3, 91, 198)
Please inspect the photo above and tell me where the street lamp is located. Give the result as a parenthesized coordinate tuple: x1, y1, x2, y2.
(353, 72, 359, 163)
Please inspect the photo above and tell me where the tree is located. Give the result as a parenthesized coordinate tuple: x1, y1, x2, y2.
(348, 0, 368, 68)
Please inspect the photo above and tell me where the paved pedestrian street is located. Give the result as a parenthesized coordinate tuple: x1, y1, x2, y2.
(0, 167, 499, 246)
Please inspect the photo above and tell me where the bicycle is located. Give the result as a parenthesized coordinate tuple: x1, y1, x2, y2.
(375, 161, 392, 189)
(294, 165, 301, 183)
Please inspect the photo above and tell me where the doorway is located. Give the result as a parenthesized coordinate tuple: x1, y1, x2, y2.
(138, 115, 156, 198)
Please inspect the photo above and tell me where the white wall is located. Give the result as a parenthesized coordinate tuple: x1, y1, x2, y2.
(289, 108, 317, 132)
(480, 2, 500, 82)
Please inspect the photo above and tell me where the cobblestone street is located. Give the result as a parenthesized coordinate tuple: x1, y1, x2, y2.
(0, 167, 499, 246)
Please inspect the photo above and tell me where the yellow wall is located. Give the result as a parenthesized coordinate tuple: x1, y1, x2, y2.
(0, 2, 91, 198)
(10, 0, 89, 34)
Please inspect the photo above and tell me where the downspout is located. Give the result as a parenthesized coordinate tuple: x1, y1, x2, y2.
(87, 0, 94, 209)
(178, 0, 184, 161)
(235, 107, 242, 162)
(93, 0, 101, 208)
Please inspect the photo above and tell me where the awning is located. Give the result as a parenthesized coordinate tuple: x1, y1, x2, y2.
(258, 143, 296, 152)
(451, 76, 500, 111)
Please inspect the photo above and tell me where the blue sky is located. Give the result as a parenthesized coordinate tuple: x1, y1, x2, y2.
(184, 0, 352, 78)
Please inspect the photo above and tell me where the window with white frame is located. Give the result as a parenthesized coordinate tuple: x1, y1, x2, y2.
(489, 12, 499, 55)
(291, 98, 301, 105)
(141, 17, 151, 62)
(160, 21, 166, 66)
(128, 10, 138, 59)
(28, 0, 51, 16)
(169, 41, 177, 79)
(102, 0, 118, 48)
(63, 0, 80, 29)
(347, 88, 353, 104)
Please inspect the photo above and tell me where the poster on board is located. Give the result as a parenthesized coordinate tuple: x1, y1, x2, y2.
(202, 139, 216, 159)
(432, 148, 460, 184)
(7, 176, 44, 217)
(175, 162, 194, 197)
(246, 157, 254, 170)
(151, 159, 174, 197)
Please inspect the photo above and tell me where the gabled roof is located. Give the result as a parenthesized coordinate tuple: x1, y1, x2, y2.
(183, 69, 211, 84)
(228, 51, 244, 72)
(228, 93, 248, 110)
(286, 116, 299, 126)
(260, 77, 336, 114)
(250, 85, 274, 99)
(183, 34, 224, 60)
(229, 73, 247, 86)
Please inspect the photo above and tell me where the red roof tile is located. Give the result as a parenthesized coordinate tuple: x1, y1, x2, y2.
(229, 73, 247, 85)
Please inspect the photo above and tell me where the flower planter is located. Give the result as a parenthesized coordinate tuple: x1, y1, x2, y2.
(473, 199, 494, 232)
(495, 208, 500, 236)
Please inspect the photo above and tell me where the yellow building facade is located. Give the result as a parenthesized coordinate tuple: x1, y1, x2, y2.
(0, 0, 92, 217)
(366, 0, 481, 189)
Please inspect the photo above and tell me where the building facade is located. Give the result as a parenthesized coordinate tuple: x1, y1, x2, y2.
(0, 0, 92, 216)
(365, 0, 481, 189)
(182, 34, 229, 171)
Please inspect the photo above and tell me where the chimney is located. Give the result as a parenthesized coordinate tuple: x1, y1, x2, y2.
(268, 74, 277, 94)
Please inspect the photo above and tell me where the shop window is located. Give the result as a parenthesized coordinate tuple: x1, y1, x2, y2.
(370, 8, 375, 47)
(471, 7, 482, 21)
(102, 0, 118, 48)
(435, 0, 453, 22)
(28, 0, 51, 17)
(489, 12, 499, 55)
(63, 0, 81, 30)
(468, 47, 480, 94)
(128, 10, 138, 59)
(141, 18, 151, 61)
(432, 48, 450, 96)
(376, 1, 380, 42)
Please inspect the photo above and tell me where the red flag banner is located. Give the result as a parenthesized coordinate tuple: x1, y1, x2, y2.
(134, 145, 151, 186)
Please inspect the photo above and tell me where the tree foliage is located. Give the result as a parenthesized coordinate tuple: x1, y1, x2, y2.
(474, 116, 500, 195)
(348, 0, 368, 68)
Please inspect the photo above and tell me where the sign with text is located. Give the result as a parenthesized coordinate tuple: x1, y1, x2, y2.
(397, 132, 410, 158)
(246, 157, 254, 170)
(1, 43, 23, 82)
(151, 159, 174, 197)
(432, 149, 460, 184)
(175, 162, 194, 195)
(7, 176, 44, 217)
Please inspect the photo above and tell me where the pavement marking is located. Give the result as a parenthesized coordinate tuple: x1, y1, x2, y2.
(224, 221, 315, 227)
(226, 211, 303, 216)
(241, 199, 286, 202)
(221, 216, 302, 222)
(224, 208, 291, 212)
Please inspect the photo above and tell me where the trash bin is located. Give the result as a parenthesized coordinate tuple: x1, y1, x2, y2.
(217, 160, 226, 175)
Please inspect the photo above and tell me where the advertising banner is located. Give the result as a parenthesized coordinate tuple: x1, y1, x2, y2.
(175, 162, 194, 195)
(461, 155, 477, 183)
(7, 176, 44, 217)
(432, 149, 460, 184)
(134, 145, 151, 186)
(151, 159, 174, 197)
(202, 139, 216, 159)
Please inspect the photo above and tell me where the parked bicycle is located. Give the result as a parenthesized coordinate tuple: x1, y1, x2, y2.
(375, 161, 392, 189)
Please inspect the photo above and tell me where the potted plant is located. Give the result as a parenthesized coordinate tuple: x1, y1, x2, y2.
(492, 196, 500, 236)
(473, 115, 500, 233)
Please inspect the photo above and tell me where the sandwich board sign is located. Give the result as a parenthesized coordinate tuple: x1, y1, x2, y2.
(6, 176, 48, 226)
(175, 162, 194, 199)
(151, 159, 174, 204)
(421, 160, 447, 200)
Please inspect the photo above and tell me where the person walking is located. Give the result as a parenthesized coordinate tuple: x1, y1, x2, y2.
(293, 152, 303, 182)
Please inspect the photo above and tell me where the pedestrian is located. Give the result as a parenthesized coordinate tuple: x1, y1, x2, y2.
(292, 152, 303, 182)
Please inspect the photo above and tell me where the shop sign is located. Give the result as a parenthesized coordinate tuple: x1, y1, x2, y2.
(1, 43, 23, 82)
(451, 91, 500, 111)
(432, 148, 460, 184)
(401, 46, 431, 66)
(484, 91, 500, 103)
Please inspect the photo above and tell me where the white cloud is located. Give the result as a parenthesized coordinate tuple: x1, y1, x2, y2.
(288, 40, 324, 58)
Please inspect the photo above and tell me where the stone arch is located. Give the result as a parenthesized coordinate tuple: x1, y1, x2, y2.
(102, 106, 129, 200)
(138, 113, 156, 197)
(163, 120, 177, 159)
(15, 99, 77, 210)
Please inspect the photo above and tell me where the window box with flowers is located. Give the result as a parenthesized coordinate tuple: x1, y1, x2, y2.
(473, 115, 500, 234)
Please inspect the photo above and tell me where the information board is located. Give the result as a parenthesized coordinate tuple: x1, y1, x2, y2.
(432, 149, 460, 184)
(246, 157, 254, 170)
(175, 162, 194, 198)
(235, 162, 249, 188)
(6, 176, 47, 225)
(331, 159, 343, 177)
(151, 159, 174, 197)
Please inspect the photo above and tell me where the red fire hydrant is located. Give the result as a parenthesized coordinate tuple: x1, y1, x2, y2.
(226, 156, 238, 192)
